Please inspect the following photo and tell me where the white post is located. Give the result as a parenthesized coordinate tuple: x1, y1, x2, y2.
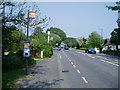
(41, 51, 43, 58)
(48, 31, 50, 43)
(48, 35, 50, 43)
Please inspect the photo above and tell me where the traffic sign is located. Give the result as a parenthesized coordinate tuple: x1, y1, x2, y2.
(23, 42, 30, 57)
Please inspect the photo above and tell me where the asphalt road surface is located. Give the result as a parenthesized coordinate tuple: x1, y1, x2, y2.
(56, 49, 119, 88)
(14, 49, 119, 88)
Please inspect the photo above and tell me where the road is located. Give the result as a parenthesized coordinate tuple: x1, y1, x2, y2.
(55, 49, 118, 88)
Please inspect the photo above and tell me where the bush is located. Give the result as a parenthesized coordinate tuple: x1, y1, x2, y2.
(44, 45, 53, 58)
(81, 44, 92, 49)
(103, 49, 118, 55)
(2, 53, 21, 72)
(3, 51, 36, 72)
(2, 70, 25, 88)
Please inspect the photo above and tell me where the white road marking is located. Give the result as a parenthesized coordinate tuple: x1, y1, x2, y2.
(69, 60, 71, 62)
(71, 62, 73, 64)
(82, 77, 88, 83)
(77, 70, 81, 74)
(73, 65, 76, 68)
(100, 59, 119, 66)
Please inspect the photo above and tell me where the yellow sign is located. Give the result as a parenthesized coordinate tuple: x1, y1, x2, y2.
(29, 12, 36, 18)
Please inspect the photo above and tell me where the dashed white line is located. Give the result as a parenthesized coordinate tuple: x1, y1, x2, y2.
(77, 70, 81, 74)
(73, 65, 76, 68)
(82, 77, 88, 83)
(69, 60, 71, 62)
(71, 62, 73, 64)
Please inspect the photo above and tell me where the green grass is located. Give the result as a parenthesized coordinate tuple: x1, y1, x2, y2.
(2, 70, 25, 88)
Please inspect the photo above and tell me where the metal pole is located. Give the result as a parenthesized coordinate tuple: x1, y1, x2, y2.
(26, 10, 29, 75)
(2, 3, 6, 57)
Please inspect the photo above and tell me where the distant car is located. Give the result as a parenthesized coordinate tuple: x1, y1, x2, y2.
(85, 48, 96, 54)
(53, 47, 61, 51)
(64, 47, 69, 50)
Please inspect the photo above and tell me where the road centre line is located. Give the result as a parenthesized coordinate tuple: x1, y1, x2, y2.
(73, 65, 76, 68)
(82, 77, 88, 83)
(71, 62, 73, 64)
(77, 70, 81, 74)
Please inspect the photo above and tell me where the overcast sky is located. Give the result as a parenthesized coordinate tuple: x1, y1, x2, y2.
(35, 2, 118, 39)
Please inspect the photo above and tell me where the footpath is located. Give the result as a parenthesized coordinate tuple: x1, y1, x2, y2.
(14, 52, 64, 88)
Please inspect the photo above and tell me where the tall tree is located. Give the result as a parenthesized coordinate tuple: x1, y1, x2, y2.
(1, 2, 51, 55)
(49, 33, 61, 47)
(46, 27, 66, 41)
(106, 2, 120, 49)
(106, 1, 120, 27)
(110, 28, 120, 47)
(88, 32, 104, 48)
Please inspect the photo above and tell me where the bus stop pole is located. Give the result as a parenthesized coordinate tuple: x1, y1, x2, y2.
(26, 10, 29, 75)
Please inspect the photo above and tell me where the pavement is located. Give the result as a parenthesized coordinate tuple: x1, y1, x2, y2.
(14, 52, 64, 88)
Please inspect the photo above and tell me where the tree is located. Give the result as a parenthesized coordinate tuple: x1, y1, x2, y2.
(1, 2, 51, 29)
(106, 1, 120, 27)
(46, 27, 66, 41)
(63, 37, 78, 48)
(106, 2, 120, 50)
(106, 2, 120, 11)
(1, 2, 51, 55)
(88, 32, 104, 48)
(76, 37, 87, 46)
(3, 25, 26, 52)
(49, 33, 61, 47)
(110, 28, 120, 47)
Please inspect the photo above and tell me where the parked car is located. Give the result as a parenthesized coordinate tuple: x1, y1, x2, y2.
(53, 47, 61, 51)
(85, 48, 96, 54)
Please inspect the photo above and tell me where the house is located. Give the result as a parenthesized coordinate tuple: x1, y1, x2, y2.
(102, 38, 117, 51)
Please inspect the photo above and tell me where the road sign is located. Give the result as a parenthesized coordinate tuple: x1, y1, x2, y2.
(29, 12, 36, 18)
(23, 42, 30, 57)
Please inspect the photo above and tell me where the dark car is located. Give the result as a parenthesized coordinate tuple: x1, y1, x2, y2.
(85, 48, 96, 54)
(53, 47, 61, 51)
(64, 47, 69, 50)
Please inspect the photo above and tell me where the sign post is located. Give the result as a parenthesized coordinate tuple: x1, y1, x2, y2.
(25, 10, 36, 75)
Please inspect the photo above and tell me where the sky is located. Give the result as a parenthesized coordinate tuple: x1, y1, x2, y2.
(35, 2, 118, 39)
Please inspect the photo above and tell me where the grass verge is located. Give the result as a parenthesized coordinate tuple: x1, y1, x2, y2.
(2, 70, 25, 88)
